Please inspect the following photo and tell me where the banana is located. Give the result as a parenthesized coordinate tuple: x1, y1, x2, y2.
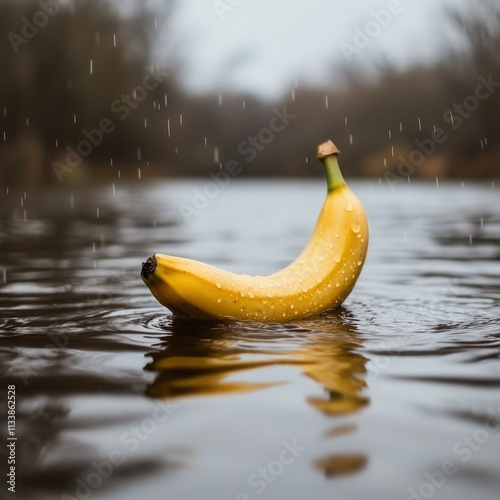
(141, 140, 369, 321)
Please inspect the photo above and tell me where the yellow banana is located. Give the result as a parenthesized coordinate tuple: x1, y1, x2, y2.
(141, 140, 369, 321)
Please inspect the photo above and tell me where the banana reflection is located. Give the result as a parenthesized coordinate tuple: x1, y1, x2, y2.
(145, 313, 369, 479)
(145, 314, 368, 415)
(146, 315, 369, 479)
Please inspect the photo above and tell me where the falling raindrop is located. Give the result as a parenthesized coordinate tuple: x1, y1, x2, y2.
(118, 170, 121, 178)
(242, 100, 246, 108)
(138, 168, 142, 180)
(179, 114, 183, 126)
(214, 147, 219, 163)
(113, 34, 116, 47)
(164, 94, 168, 107)
(25, 118, 29, 127)
(349, 134, 353, 145)
(399, 122, 403, 132)
(3, 107, 6, 116)
(112, 183, 116, 195)
(154, 18, 158, 29)
(383, 158, 387, 167)
(90, 59, 93, 75)
(449, 111, 454, 126)
(480, 217, 484, 229)
(391, 145, 394, 157)
(73, 114, 77, 124)
(469, 235, 473, 245)
(144, 118, 148, 128)
(96, 208, 100, 219)
(305, 156, 309, 164)
(204, 137, 207, 146)
(291, 89, 295, 101)
(436, 177, 439, 187)
(216, 281, 222, 289)
(418, 117, 422, 131)
(344, 116, 348, 126)
(110, 158, 113, 166)
(3, 132, 6, 141)
(167, 119, 171, 137)
(2, 268, 6, 284)
(137, 148, 141, 161)
(388, 130, 392, 139)
(325, 95, 329, 109)
(218, 93, 223, 106)
(55, 139, 58, 147)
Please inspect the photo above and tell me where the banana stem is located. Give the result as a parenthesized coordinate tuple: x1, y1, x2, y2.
(322, 155, 346, 191)
(317, 140, 346, 191)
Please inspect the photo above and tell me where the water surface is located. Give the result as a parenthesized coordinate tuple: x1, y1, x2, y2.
(1, 179, 499, 500)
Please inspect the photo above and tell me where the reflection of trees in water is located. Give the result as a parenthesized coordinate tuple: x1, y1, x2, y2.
(5, 355, 183, 498)
(146, 313, 370, 478)
(0, 1, 499, 187)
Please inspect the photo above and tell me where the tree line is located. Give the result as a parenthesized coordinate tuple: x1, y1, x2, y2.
(0, 0, 499, 189)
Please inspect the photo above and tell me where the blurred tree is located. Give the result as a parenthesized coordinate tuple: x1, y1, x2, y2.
(0, 0, 499, 188)
(438, 1, 500, 177)
(0, 0, 176, 187)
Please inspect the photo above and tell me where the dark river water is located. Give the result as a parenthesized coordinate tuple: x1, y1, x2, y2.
(1, 178, 499, 500)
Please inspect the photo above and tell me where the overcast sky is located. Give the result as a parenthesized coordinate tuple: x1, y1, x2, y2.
(159, 0, 470, 99)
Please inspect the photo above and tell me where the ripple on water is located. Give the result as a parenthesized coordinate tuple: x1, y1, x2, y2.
(1, 181, 499, 500)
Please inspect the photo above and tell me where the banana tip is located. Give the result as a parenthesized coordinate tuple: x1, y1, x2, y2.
(317, 140, 341, 159)
(141, 254, 157, 279)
